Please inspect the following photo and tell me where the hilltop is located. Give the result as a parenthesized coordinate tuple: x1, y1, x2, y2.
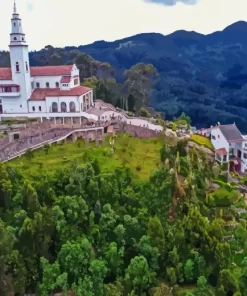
(1, 21, 247, 130)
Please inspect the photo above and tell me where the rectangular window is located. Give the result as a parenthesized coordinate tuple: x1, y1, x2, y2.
(244, 153, 247, 159)
(36, 82, 40, 88)
(39, 106, 42, 111)
(212, 135, 216, 140)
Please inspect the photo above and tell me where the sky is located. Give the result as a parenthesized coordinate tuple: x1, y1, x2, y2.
(0, 0, 247, 50)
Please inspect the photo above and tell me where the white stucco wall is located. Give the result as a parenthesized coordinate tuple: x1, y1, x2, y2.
(0, 79, 13, 84)
(32, 76, 62, 89)
(71, 76, 80, 87)
(71, 64, 79, 77)
(211, 127, 229, 151)
(1, 97, 28, 113)
(28, 101, 46, 113)
(9, 46, 32, 113)
(61, 83, 71, 90)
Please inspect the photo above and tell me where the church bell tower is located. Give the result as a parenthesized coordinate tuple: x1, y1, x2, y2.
(9, 0, 31, 113)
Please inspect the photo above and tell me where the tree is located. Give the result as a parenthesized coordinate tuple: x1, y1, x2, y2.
(75, 53, 99, 80)
(125, 256, 155, 294)
(176, 112, 191, 126)
(194, 276, 214, 296)
(0, 220, 15, 294)
(147, 216, 165, 253)
(184, 259, 195, 283)
(124, 63, 159, 111)
(58, 237, 92, 284)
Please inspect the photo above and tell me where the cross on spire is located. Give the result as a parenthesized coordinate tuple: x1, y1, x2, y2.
(13, 0, 17, 14)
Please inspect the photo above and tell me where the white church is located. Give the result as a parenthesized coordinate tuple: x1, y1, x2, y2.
(0, 1, 97, 123)
(0, 2, 163, 131)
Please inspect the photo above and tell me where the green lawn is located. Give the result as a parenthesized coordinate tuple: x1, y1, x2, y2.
(190, 134, 214, 150)
(9, 133, 164, 180)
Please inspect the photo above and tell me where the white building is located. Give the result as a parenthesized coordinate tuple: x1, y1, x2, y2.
(0, 1, 96, 123)
(210, 123, 247, 174)
(0, 2, 163, 132)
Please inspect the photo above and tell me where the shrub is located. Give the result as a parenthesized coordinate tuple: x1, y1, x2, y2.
(136, 165, 141, 171)
(211, 188, 241, 207)
(139, 108, 151, 118)
(190, 134, 214, 150)
(25, 149, 33, 160)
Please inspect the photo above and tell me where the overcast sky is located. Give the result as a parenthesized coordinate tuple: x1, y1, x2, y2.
(0, 0, 247, 50)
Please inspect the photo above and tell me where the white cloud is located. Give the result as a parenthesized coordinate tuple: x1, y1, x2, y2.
(0, 0, 246, 50)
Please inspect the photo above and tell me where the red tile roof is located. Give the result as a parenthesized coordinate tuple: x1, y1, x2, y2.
(0, 65, 74, 80)
(31, 65, 73, 77)
(215, 148, 227, 156)
(0, 68, 12, 80)
(28, 86, 91, 101)
(61, 76, 71, 83)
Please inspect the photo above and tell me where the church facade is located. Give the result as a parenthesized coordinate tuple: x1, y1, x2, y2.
(0, 2, 97, 122)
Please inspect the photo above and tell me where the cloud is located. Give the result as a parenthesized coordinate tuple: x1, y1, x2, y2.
(144, 0, 199, 6)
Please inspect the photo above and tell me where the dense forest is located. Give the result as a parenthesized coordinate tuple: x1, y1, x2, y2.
(2, 21, 247, 130)
(1, 134, 247, 295)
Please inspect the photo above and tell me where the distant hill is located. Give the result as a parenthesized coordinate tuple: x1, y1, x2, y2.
(2, 21, 247, 130)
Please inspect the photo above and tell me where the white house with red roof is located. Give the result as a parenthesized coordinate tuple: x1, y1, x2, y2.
(210, 124, 247, 174)
(0, 1, 96, 123)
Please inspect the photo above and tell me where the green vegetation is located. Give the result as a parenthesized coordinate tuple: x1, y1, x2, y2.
(208, 187, 241, 207)
(190, 134, 214, 150)
(0, 118, 37, 125)
(1, 134, 247, 295)
(10, 134, 163, 180)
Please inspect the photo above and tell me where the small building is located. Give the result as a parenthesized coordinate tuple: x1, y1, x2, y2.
(210, 123, 247, 174)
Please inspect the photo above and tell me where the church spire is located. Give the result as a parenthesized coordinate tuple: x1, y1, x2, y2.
(9, 0, 27, 47)
(13, 0, 17, 14)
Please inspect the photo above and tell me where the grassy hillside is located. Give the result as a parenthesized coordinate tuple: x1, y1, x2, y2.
(9, 133, 165, 180)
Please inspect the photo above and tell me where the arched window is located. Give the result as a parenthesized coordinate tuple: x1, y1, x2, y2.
(25, 62, 28, 72)
(55, 82, 59, 88)
(39, 106, 42, 111)
(61, 102, 67, 113)
(16, 62, 19, 72)
(14, 37, 17, 41)
(22, 37, 24, 41)
(36, 82, 40, 88)
(51, 102, 58, 112)
(46, 82, 49, 88)
(13, 22, 16, 26)
(32, 106, 35, 111)
(69, 101, 76, 112)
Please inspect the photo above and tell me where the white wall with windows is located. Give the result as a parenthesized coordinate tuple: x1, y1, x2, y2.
(32, 76, 62, 89)
(28, 101, 46, 113)
(2, 97, 28, 113)
(46, 96, 80, 113)
(211, 128, 229, 151)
